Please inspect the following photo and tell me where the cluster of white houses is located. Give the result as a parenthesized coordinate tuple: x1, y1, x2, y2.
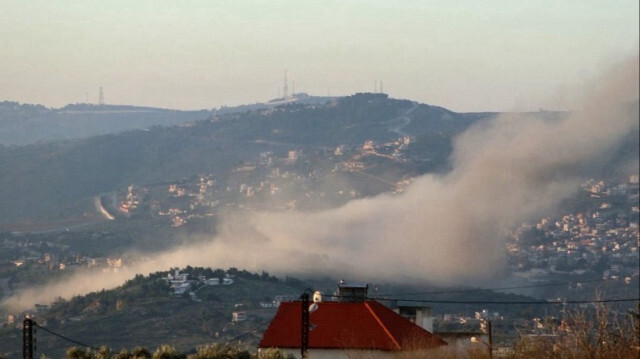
(165, 269, 234, 297)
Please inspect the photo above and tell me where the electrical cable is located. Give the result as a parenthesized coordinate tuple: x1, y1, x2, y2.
(224, 326, 264, 345)
(315, 293, 639, 305)
(25, 276, 637, 353)
(33, 322, 100, 351)
(376, 278, 615, 297)
(372, 297, 640, 305)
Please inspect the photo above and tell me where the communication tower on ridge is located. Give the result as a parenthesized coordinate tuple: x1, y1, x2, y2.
(283, 71, 289, 99)
(99, 87, 105, 105)
(373, 80, 384, 94)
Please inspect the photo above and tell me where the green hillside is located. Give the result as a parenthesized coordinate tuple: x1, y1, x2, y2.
(0, 267, 307, 358)
(0, 266, 557, 358)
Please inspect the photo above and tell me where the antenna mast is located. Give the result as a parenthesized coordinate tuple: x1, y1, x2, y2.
(283, 70, 288, 99)
(98, 87, 104, 105)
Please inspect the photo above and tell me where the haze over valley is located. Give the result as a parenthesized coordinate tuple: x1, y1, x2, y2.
(1, 54, 638, 308)
(1, 61, 638, 357)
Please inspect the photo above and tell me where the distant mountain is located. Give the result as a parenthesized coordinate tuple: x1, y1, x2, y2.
(0, 101, 214, 145)
(0, 95, 337, 146)
(0, 93, 497, 227)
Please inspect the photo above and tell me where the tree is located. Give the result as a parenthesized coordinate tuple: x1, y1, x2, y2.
(115, 349, 132, 359)
(258, 349, 295, 359)
(95, 346, 112, 359)
(131, 347, 152, 359)
(65, 347, 91, 359)
(189, 344, 251, 359)
(152, 345, 185, 359)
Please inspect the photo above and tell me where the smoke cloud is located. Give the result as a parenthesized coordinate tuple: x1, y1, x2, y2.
(2, 55, 638, 312)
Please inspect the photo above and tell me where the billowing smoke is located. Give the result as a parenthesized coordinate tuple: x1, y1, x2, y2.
(2, 55, 638, 312)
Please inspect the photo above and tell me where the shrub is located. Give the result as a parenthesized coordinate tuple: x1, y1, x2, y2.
(510, 302, 639, 359)
(189, 344, 252, 359)
(152, 345, 186, 359)
(257, 348, 295, 359)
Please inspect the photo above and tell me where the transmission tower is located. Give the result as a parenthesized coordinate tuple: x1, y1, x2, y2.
(99, 87, 104, 105)
(283, 71, 288, 99)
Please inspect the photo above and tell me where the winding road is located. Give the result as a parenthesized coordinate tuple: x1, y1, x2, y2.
(389, 103, 420, 137)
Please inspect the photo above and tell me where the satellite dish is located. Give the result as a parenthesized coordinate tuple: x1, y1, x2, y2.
(313, 291, 323, 303)
(309, 302, 318, 314)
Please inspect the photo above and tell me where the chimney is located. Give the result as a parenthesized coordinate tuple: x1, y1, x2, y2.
(338, 281, 368, 302)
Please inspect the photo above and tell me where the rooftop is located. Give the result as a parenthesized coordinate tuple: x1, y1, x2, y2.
(259, 300, 447, 351)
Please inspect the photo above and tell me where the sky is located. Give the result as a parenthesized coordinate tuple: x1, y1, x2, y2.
(1, 1, 638, 112)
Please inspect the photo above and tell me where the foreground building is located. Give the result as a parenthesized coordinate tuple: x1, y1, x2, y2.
(259, 283, 446, 358)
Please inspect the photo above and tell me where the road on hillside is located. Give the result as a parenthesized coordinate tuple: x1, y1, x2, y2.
(94, 194, 116, 220)
(389, 103, 420, 137)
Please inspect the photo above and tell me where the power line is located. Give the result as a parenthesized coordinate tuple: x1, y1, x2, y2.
(377, 278, 612, 297)
(373, 297, 640, 305)
(317, 293, 638, 306)
(33, 323, 100, 351)
(225, 326, 263, 344)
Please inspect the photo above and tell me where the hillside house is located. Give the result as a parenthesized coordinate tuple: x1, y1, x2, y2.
(392, 301, 434, 333)
(232, 311, 247, 322)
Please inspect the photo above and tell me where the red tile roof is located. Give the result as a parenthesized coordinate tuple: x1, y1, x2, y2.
(259, 300, 447, 351)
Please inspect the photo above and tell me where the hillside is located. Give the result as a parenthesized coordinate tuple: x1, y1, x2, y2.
(0, 267, 548, 358)
(0, 94, 497, 228)
(0, 267, 305, 358)
(0, 95, 337, 146)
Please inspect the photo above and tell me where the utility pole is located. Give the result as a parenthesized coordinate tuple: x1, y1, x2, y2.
(23, 318, 34, 359)
(283, 70, 288, 99)
(300, 292, 309, 358)
(488, 320, 493, 359)
(478, 318, 493, 359)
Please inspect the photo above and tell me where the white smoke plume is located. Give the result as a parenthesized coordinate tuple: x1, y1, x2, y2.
(2, 55, 638, 312)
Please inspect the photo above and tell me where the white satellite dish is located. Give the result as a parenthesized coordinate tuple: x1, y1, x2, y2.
(309, 302, 318, 314)
(313, 291, 323, 303)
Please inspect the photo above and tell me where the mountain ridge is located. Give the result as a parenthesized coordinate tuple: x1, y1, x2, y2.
(0, 93, 500, 227)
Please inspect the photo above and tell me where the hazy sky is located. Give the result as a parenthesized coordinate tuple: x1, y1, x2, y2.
(1, 0, 638, 111)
